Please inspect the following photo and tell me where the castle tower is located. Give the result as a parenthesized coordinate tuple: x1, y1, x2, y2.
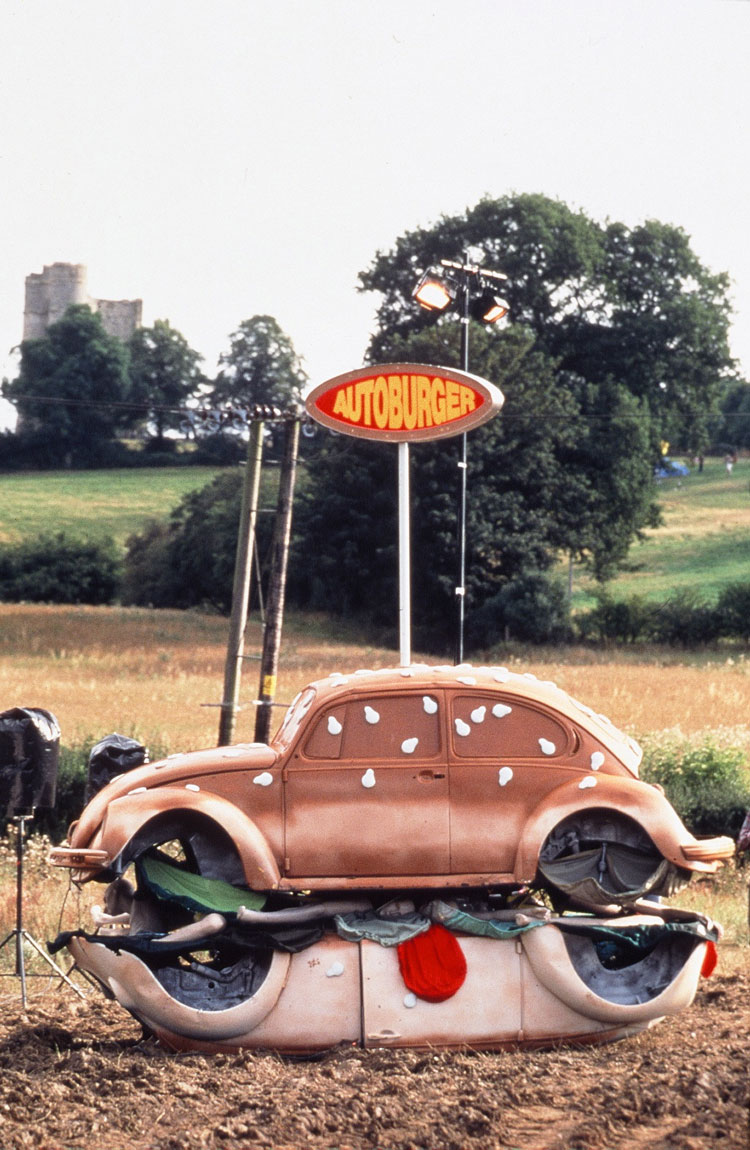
(23, 263, 142, 342)
(23, 263, 90, 340)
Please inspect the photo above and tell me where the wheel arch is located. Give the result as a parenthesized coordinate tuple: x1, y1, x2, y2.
(512, 775, 693, 881)
(98, 788, 281, 890)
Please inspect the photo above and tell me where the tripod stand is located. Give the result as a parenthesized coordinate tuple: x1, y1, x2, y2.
(0, 813, 85, 1007)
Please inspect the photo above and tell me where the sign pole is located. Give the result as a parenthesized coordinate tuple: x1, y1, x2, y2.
(398, 441, 411, 667)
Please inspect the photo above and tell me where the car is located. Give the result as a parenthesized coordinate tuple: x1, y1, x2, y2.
(50, 663, 733, 905)
(654, 458, 690, 478)
(49, 663, 730, 1052)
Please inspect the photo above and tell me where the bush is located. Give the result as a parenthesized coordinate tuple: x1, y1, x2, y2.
(577, 590, 655, 644)
(0, 532, 121, 605)
(640, 734, 750, 838)
(715, 582, 750, 641)
(465, 570, 571, 647)
(649, 590, 722, 646)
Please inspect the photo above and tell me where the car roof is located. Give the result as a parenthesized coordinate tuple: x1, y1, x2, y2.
(302, 663, 643, 774)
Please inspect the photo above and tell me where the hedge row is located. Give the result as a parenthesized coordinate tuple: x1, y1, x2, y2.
(3, 532, 750, 651)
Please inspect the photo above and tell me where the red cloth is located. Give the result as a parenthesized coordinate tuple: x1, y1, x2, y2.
(397, 923, 467, 1002)
(700, 939, 718, 978)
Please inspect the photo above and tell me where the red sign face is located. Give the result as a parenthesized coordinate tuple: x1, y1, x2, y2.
(305, 363, 504, 442)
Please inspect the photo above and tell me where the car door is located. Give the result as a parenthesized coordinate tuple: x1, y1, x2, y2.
(447, 691, 580, 875)
(283, 690, 449, 878)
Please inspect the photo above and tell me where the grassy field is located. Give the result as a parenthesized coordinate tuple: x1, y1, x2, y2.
(572, 455, 750, 606)
(0, 466, 221, 546)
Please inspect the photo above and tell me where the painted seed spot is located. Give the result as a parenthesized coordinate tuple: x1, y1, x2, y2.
(498, 766, 514, 787)
(252, 772, 274, 787)
(539, 738, 556, 755)
(326, 961, 345, 978)
(361, 768, 376, 789)
(471, 706, 487, 724)
(455, 718, 471, 737)
(364, 706, 380, 725)
(590, 751, 605, 771)
(422, 695, 438, 714)
(493, 668, 510, 682)
(579, 776, 597, 789)
(457, 676, 476, 686)
(401, 737, 419, 754)
(327, 715, 343, 736)
(403, 992, 418, 1008)
(492, 703, 512, 719)
(185, 783, 200, 792)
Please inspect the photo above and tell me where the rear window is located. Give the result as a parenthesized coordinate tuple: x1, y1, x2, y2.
(450, 694, 571, 759)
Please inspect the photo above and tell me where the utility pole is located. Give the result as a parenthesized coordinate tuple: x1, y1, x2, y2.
(217, 420, 264, 746)
(254, 418, 300, 745)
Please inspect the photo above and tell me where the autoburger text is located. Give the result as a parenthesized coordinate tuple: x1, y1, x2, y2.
(321, 372, 482, 432)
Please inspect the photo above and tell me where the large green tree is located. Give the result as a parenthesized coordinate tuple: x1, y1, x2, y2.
(2, 304, 131, 466)
(291, 194, 732, 648)
(128, 319, 205, 446)
(362, 194, 735, 454)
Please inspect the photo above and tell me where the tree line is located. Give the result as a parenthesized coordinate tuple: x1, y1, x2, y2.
(2, 192, 748, 649)
(1, 312, 306, 468)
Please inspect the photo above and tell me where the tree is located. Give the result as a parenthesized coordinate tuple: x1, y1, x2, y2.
(361, 194, 735, 453)
(2, 305, 131, 466)
(211, 315, 307, 411)
(290, 193, 732, 649)
(128, 319, 205, 447)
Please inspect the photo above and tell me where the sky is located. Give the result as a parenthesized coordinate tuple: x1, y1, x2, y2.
(1, 0, 749, 430)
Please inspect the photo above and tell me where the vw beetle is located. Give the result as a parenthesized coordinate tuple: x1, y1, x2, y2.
(51, 663, 733, 905)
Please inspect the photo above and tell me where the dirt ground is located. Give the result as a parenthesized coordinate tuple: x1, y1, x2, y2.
(0, 950, 745, 1150)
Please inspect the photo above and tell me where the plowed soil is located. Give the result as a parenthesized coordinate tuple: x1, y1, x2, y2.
(0, 950, 746, 1150)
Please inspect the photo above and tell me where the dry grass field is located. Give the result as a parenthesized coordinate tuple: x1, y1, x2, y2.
(4, 602, 750, 755)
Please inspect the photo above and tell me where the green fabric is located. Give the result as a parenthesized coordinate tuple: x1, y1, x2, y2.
(139, 854, 266, 915)
(426, 900, 546, 939)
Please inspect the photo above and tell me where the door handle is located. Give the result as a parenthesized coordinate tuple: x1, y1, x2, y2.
(417, 770, 446, 781)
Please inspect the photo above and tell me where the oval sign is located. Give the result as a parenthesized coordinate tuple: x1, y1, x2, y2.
(305, 363, 504, 442)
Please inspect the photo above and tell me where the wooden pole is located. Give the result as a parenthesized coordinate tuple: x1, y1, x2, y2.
(254, 419, 300, 745)
(218, 420, 264, 746)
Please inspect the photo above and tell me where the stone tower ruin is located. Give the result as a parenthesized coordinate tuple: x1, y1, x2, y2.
(23, 263, 142, 342)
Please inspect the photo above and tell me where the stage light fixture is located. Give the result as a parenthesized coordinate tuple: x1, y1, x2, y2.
(471, 288, 510, 324)
(412, 270, 454, 312)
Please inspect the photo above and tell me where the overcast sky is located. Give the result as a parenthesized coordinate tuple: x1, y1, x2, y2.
(1, 0, 748, 430)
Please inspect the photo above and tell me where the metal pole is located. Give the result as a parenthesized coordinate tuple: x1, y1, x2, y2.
(254, 419, 300, 745)
(398, 441, 411, 667)
(15, 816, 27, 1007)
(456, 272, 470, 664)
(218, 420, 264, 745)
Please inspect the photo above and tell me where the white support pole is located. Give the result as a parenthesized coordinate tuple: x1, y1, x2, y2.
(398, 441, 411, 667)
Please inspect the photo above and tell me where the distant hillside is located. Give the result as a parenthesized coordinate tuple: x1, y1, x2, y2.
(0, 467, 221, 546)
(573, 455, 750, 607)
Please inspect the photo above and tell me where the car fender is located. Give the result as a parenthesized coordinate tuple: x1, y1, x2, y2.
(98, 787, 281, 890)
(512, 773, 697, 881)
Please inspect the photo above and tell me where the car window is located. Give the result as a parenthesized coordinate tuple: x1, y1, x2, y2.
(450, 694, 571, 759)
(304, 693, 442, 761)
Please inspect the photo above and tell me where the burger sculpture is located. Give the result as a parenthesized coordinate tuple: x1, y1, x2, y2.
(50, 664, 732, 1052)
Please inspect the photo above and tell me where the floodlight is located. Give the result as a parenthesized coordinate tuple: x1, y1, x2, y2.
(471, 289, 510, 324)
(412, 271, 454, 312)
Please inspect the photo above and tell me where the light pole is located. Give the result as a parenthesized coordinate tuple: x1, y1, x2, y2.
(413, 251, 509, 662)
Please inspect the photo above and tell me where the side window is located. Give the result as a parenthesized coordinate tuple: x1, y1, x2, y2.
(304, 693, 442, 761)
(450, 694, 571, 759)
